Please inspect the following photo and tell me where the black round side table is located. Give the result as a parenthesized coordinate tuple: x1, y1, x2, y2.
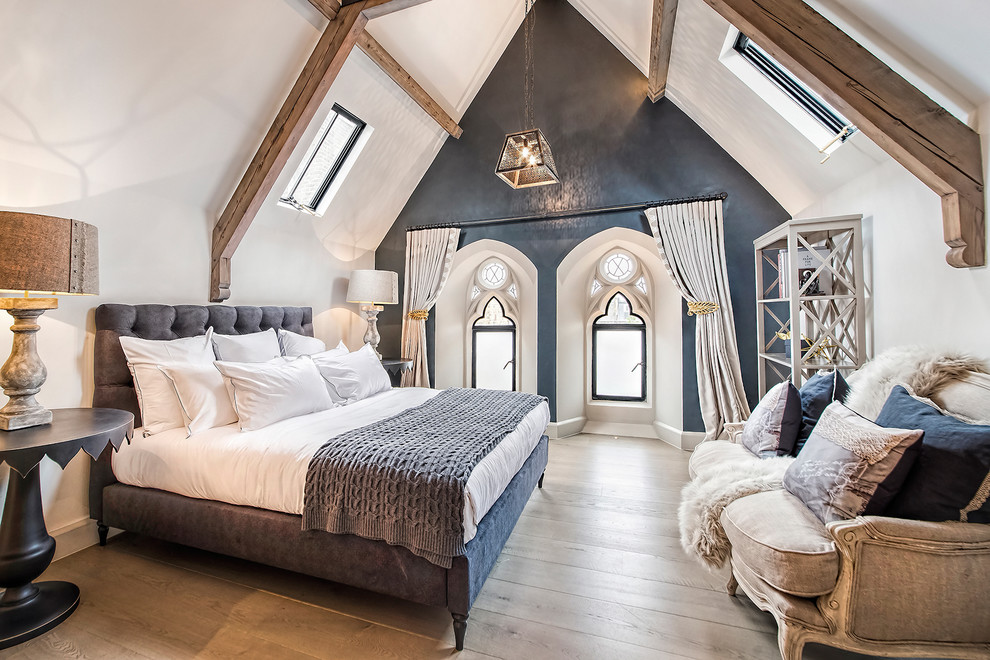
(381, 357, 414, 387)
(0, 408, 132, 649)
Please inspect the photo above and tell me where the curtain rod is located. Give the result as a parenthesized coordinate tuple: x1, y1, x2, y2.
(405, 192, 727, 232)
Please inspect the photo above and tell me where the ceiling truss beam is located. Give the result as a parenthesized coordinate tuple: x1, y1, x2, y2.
(307, 0, 340, 21)
(210, 0, 432, 301)
(648, 0, 678, 102)
(356, 30, 462, 138)
(701, 0, 985, 268)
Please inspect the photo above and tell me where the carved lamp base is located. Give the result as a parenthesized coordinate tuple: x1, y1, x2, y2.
(361, 305, 384, 361)
(0, 298, 57, 431)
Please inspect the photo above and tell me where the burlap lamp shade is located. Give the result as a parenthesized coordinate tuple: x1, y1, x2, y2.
(0, 212, 99, 295)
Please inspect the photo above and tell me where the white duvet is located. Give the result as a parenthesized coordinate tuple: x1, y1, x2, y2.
(112, 387, 550, 542)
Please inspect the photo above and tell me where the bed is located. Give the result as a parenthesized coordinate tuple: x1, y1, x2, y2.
(89, 303, 549, 650)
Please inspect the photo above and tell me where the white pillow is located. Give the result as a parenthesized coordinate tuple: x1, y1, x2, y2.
(158, 363, 238, 436)
(119, 330, 215, 436)
(311, 343, 392, 405)
(212, 328, 281, 362)
(278, 329, 328, 357)
(215, 357, 333, 431)
(308, 341, 349, 361)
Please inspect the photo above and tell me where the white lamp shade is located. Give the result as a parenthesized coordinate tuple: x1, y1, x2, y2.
(346, 270, 398, 305)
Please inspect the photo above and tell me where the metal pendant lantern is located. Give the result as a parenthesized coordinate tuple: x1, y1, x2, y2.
(495, 0, 559, 189)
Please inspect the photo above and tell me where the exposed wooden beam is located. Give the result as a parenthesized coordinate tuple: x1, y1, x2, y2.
(701, 0, 985, 268)
(307, 0, 340, 21)
(647, 0, 678, 102)
(356, 31, 462, 138)
(210, 0, 433, 301)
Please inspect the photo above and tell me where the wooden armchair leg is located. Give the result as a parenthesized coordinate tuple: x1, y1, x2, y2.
(777, 621, 807, 660)
(726, 570, 738, 596)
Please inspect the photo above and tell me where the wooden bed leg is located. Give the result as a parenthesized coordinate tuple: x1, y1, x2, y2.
(538, 472, 545, 489)
(97, 522, 109, 547)
(452, 612, 468, 651)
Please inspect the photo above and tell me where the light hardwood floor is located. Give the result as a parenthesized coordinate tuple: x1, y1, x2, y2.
(14, 435, 913, 659)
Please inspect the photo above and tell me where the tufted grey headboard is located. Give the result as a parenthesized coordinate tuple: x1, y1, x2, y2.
(93, 304, 314, 425)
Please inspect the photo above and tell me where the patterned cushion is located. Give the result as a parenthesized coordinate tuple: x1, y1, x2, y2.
(783, 402, 923, 523)
(740, 382, 802, 457)
(795, 370, 850, 453)
(879, 386, 990, 523)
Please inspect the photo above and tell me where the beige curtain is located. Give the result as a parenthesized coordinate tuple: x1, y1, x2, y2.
(645, 200, 750, 441)
(400, 227, 461, 387)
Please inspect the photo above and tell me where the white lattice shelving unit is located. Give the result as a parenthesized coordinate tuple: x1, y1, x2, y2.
(754, 215, 868, 396)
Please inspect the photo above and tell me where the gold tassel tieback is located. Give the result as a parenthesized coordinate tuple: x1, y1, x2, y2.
(687, 301, 719, 316)
(407, 310, 429, 321)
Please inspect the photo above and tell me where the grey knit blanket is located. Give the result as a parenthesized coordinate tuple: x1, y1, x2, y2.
(302, 388, 546, 567)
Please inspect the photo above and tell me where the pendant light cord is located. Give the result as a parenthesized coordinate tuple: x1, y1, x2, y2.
(524, 0, 535, 130)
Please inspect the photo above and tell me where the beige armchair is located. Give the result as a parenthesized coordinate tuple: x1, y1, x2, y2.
(728, 514, 990, 659)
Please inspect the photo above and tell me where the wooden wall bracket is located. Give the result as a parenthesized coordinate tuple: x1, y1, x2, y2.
(210, 0, 433, 302)
(702, 0, 985, 268)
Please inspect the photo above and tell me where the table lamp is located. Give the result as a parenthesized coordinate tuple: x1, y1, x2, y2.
(346, 270, 398, 360)
(0, 212, 99, 430)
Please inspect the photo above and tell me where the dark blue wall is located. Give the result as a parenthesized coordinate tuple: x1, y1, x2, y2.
(375, 0, 788, 430)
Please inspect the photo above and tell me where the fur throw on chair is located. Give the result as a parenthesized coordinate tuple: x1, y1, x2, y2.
(679, 455, 793, 568)
(845, 346, 988, 420)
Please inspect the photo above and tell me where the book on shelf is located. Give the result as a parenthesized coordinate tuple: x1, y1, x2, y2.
(778, 247, 832, 297)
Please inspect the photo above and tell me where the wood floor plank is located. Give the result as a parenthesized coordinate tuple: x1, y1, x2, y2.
(475, 577, 781, 660)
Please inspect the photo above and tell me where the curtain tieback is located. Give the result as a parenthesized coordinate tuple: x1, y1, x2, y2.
(407, 309, 430, 321)
(687, 301, 719, 316)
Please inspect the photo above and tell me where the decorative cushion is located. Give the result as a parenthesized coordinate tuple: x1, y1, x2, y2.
(740, 381, 802, 457)
(311, 343, 392, 405)
(212, 328, 281, 362)
(215, 357, 334, 432)
(721, 490, 839, 597)
(158, 363, 238, 436)
(279, 329, 329, 357)
(784, 402, 923, 523)
(937, 373, 990, 424)
(879, 385, 990, 523)
(688, 440, 758, 479)
(795, 370, 849, 453)
(118, 330, 215, 435)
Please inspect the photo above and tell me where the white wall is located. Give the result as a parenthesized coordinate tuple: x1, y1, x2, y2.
(0, 0, 376, 554)
(795, 98, 990, 360)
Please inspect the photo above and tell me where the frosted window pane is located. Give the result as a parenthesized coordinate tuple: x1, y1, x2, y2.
(475, 298, 513, 326)
(601, 251, 636, 283)
(507, 283, 518, 299)
(475, 331, 514, 391)
(590, 279, 602, 295)
(594, 329, 644, 398)
(635, 276, 647, 294)
(479, 260, 507, 289)
(471, 286, 481, 300)
(595, 293, 643, 325)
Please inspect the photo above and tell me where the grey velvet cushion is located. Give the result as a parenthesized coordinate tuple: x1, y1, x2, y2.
(721, 489, 839, 597)
(784, 402, 923, 523)
(740, 381, 802, 457)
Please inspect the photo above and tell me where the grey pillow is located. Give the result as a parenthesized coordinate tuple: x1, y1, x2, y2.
(740, 381, 802, 457)
(783, 402, 923, 523)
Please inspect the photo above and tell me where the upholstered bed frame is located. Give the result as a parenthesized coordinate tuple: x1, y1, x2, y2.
(89, 303, 548, 650)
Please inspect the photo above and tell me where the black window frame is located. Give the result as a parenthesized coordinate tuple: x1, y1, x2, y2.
(471, 298, 517, 391)
(280, 103, 366, 214)
(591, 292, 647, 402)
(733, 34, 855, 140)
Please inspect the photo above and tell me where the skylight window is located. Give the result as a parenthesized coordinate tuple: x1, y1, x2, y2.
(720, 29, 856, 158)
(733, 35, 854, 141)
(280, 104, 367, 216)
